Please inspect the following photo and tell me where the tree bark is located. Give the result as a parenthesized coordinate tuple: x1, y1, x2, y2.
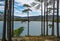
(27, 12, 29, 36)
(41, 0, 44, 36)
(46, 0, 48, 36)
(52, 0, 55, 36)
(11, 0, 14, 37)
(7, 0, 12, 41)
(57, 0, 59, 38)
(2, 0, 8, 41)
(44, 1, 46, 36)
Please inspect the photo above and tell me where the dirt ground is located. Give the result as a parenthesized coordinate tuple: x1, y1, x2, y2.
(0, 36, 60, 41)
(12, 36, 60, 41)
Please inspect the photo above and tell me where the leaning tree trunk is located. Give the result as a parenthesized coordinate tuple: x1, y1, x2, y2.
(57, 0, 59, 38)
(7, 0, 12, 41)
(2, 0, 8, 41)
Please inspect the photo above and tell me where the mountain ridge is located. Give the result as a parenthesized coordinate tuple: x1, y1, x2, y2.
(0, 13, 59, 21)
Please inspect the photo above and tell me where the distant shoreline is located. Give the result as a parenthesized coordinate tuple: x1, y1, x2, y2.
(0, 20, 60, 22)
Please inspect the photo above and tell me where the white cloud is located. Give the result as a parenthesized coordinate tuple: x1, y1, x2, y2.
(15, 0, 34, 5)
(0, 6, 4, 10)
(0, 0, 60, 16)
(14, 0, 41, 17)
(14, 13, 40, 17)
(0, 1, 4, 4)
(14, 14, 27, 16)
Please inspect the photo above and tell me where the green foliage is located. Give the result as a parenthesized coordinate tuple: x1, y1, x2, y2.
(14, 27, 24, 37)
(48, 24, 53, 28)
(22, 9, 32, 13)
(20, 18, 26, 23)
(22, 4, 32, 13)
(54, 19, 60, 22)
(23, 4, 31, 7)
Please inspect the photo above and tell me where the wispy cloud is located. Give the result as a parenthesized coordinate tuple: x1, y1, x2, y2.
(0, 1, 4, 5)
(0, 0, 43, 17)
(0, 6, 4, 10)
(15, 0, 34, 4)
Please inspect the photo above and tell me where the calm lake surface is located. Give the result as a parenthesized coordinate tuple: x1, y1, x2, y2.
(0, 21, 60, 38)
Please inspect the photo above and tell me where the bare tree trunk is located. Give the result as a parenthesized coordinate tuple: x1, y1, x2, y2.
(46, 14, 48, 36)
(41, 1, 43, 36)
(52, 0, 55, 36)
(57, 0, 59, 38)
(46, 0, 48, 36)
(2, 0, 8, 41)
(11, 0, 14, 37)
(27, 12, 29, 36)
(7, 0, 12, 41)
(44, 2, 46, 36)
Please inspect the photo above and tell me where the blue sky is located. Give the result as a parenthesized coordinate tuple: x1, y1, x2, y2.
(0, 0, 41, 17)
(0, 0, 60, 17)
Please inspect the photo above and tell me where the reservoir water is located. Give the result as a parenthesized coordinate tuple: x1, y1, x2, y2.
(0, 21, 60, 39)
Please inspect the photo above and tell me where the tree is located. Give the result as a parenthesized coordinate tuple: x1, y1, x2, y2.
(45, 0, 54, 36)
(31, 0, 55, 36)
(31, 0, 45, 36)
(44, 0, 48, 36)
(52, 0, 55, 36)
(14, 27, 24, 36)
(57, 0, 59, 38)
(2, 0, 8, 41)
(43, 0, 46, 36)
(43, 0, 48, 36)
(40, 0, 44, 36)
(48, 24, 53, 35)
(22, 4, 32, 36)
(43, 0, 51, 36)
(48, 0, 60, 38)
(7, 0, 12, 41)
(11, 0, 14, 37)
(46, 0, 56, 36)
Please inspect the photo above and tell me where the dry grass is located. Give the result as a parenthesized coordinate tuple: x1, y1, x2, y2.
(0, 36, 60, 41)
(12, 36, 60, 41)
